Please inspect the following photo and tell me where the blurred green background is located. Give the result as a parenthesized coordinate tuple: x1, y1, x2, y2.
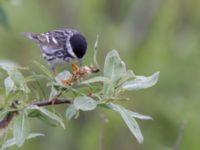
(0, 0, 200, 149)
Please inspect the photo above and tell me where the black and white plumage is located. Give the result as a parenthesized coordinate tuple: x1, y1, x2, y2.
(23, 28, 87, 71)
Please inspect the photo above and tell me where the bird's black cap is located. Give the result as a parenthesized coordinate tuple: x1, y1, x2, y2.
(70, 33, 87, 58)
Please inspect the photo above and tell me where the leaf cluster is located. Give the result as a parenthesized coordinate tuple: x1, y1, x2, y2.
(0, 47, 159, 149)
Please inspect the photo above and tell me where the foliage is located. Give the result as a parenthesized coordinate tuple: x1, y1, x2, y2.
(0, 47, 159, 149)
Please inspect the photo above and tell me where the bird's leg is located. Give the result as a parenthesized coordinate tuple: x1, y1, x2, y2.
(51, 65, 57, 76)
(79, 59, 82, 67)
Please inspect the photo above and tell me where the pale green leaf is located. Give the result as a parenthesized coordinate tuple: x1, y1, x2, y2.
(108, 103, 144, 144)
(104, 50, 126, 82)
(34, 61, 54, 80)
(0, 60, 19, 72)
(74, 96, 97, 111)
(55, 70, 71, 86)
(26, 133, 45, 139)
(49, 86, 58, 99)
(4, 77, 17, 95)
(102, 83, 114, 98)
(38, 113, 58, 127)
(122, 72, 160, 91)
(82, 76, 111, 84)
(27, 105, 65, 128)
(93, 34, 100, 68)
(25, 74, 48, 82)
(13, 113, 30, 147)
(103, 50, 126, 97)
(0, 133, 44, 150)
(125, 110, 152, 120)
(8, 69, 30, 93)
(65, 105, 78, 120)
(108, 104, 152, 120)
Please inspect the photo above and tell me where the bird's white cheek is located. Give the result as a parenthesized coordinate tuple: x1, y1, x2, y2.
(68, 48, 77, 58)
(67, 43, 77, 58)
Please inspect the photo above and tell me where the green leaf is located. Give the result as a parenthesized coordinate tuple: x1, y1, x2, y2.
(122, 72, 160, 91)
(26, 133, 45, 139)
(0, 61, 30, 93)
(0, 110, 8, 120)
(108, 103, 144, 144)
(103, 50, 126, 97)
(82, 76, 111, 84)
(104, 50, 126, 82)
(74, 96, 97, 111)
(0, 133, 44, 150)
(49, 86, 58, 99)
(65, 105, 79, 120)
(126, 110, 153, 120)
(4, 77, 17, 95)
(0, 60, 19, 72)
(13, 113, 30, 147)
(25, 74, 48, 82)
(102, 83, 114, 98)
(108, 103, 152, 120)
(27, 109, 40, 118)
(27, 105, 65, 128)
(34, 61, 54, 80)
(38, 113, 58, 127)
(9, 69, 30, 93)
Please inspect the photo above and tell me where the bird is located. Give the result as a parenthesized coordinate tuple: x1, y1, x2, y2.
(22, 28, 87, 73)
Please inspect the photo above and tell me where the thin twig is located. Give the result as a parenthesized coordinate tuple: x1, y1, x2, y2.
(31, 98, 72, 107)
(0, 111, 18, 129)
(99, 112, 108, 150)
(173, 122, 186, 150)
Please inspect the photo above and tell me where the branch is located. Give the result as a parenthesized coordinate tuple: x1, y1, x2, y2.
(0, 101, 18, 129)
(0, 98, 72, 130)
(0, 65, 99, 131)
(31, 98, 72, 107)
(0, 111, 18, 129)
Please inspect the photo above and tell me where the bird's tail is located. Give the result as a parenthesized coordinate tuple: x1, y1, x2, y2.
(22, 32, 39, 42)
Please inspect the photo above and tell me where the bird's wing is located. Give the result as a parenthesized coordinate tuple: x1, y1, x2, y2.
(23, 29, 78, 49)
(23, 31, 65, 49)
(22, 32, 39, 42)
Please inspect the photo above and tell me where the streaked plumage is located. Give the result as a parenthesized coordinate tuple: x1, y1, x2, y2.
(23, 28, 87, 71)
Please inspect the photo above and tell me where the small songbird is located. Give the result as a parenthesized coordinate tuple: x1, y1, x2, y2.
(22, 28, 87, 72)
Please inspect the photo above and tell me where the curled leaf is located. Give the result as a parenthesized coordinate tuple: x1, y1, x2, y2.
(104, 50, 126, 83)
(122, 72, 160, 91)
